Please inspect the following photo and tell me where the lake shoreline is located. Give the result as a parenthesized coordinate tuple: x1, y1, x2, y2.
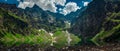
(0, 43, 120, 51)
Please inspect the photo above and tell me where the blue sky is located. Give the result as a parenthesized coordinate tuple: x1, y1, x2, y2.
(0, 0, 92, 15)
(0, 0, 18, 4)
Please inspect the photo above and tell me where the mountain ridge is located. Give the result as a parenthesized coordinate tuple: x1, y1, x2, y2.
(0, 3, 66, 32)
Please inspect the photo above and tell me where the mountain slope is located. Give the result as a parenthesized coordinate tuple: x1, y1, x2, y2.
(71, 0, 120, 45)
(0, 3, 81, 48)
(0, 8, 32, 36)
(0, 3, 65, 32)
(47, 7, 86, 23)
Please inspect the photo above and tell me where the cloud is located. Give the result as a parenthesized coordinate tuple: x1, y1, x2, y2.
(35, 0, 57, 13)
(17, 0, 66, 13)
(60, 2, 80, 15)
(53, 0, 66, 6)
(17, 0, 82, 15)
(82, 1, 89, 6)
(18, 1, 34, 9)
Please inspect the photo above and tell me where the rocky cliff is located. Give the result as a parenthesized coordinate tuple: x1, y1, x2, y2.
(71, 0, 120, 45)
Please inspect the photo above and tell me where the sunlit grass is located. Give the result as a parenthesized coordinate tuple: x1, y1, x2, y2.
(53, 30, 81, 48)
(53, 31, 68, 48)
(0, 30, 52, 47)
(8, 12, 27, 22)
(111, 19, 120, 22)
(91, 12, 120, 46)
(0, 30, 81, 48)
(70, 34, 81, 46)
(91, 24, 120, 46)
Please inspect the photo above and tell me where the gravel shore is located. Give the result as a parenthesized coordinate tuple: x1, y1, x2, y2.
(0, 43, 120, 51)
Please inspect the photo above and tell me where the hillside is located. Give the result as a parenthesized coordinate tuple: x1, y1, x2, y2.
(0, 6, 80, 50)
(0, 3, 65, 32)
(71, 0, 120, 45)
(0, 8, 31, 36)
(0, 3, 80, 50)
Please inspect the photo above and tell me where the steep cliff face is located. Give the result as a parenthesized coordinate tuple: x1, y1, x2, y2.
(71, 0, 106, 37)
(71, 0, 120, 44)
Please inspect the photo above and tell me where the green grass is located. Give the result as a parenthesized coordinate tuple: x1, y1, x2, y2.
(0, 30, 81, 48)
(91, 29, 105, 46)
(91, 24, 120, 46)
(53, 31, 68, 48)
(0, 8, 27, 23)
(8, 12, 27, 22)
(106, 12, 120, 22)
(53, 30, 81, 48)
(70, 34, 81, 46)
(0, 8, 4, 18)
(111, 19, 120, 22)
(0, 30, 52, 47)
(92, 12, 120, 46)
(0, 14, 2, 18)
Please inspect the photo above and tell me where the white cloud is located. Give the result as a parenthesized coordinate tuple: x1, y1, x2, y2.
(17, 0, 82, 15)
(53, 0, 66, 6)
(17, 0, 66, 13)
(60, 2, 81, 15)
(83, 1, 89, 6)
(18, 1, 35, 9)
(35, 0, 57, 13)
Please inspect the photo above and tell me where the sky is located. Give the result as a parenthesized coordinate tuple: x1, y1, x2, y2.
(0, 0, 92, 15)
